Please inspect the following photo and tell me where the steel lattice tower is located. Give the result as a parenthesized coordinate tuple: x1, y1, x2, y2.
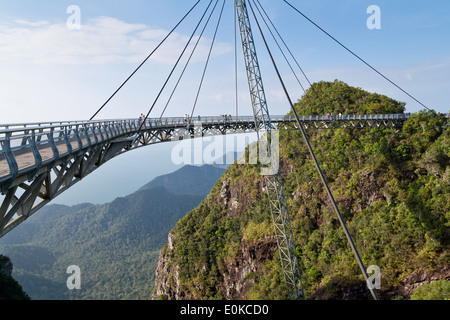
(234, 0, 304, 300)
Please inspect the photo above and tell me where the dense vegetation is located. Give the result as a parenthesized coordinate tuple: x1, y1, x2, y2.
(410, 280, 450, 300)
(0, 165, 224, 300)
(158, 80, 449, 300)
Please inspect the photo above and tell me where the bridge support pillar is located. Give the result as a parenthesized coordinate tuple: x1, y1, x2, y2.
(235, 0, 304, 300)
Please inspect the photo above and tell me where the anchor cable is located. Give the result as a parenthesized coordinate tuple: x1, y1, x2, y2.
(136, 0, 215, 135)
(234, 2, 239, 120)
(248, 0, 379, 300)
(90, 0, 201, 120)
(282, 0, 431, 111)
(189, 0, 227, 124)
(160, 0, 221, 119)
(251, 0, 306, 93)
(252, 0, 322, 112)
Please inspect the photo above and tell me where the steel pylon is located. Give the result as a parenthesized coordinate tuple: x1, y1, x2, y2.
(234, 0, 304, 300)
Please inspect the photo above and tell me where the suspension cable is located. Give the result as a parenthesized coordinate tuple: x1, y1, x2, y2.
(89, 0, 201, 120)
(189, 0, 227, 125)
(234, 2, 239, 120)
(136, 0, 215, 134)
(282, 0, 431, 111)
(251, 0, 306, 94)
(160, 0, 221, 119)
(251, 0, 322, 112)
(247, 0, 379, 300)
(254, 0, 314, 90)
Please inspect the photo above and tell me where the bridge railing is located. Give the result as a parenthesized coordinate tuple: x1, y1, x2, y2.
(0, 119, 145, 181)
(0, 113, 411, 181)
(0, 112, 411, 134)
(275, 113, 411, 122)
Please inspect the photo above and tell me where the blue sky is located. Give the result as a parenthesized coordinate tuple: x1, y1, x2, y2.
(1, 0, 449, 204)
(0, 0, 448, 124)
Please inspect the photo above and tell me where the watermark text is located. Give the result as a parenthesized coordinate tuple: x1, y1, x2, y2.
(67, 5, 81, 30)
(66, 265, 81, 290)
(367, 5, 381, 30)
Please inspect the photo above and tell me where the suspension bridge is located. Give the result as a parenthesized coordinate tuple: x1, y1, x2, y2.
(0, 113, 409, 238)
(0, 0, 435, 301)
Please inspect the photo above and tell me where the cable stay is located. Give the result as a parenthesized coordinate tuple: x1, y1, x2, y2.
(188, 0, 228, 128)
(251, 0, 307, 94)
(81, 0, 431, 301)
(160, 0, 223, 119)
(282, 0, 431, 111)
(252, 0, 317, 98)
(89, 0, 202, 121)
(248, 0, 379, 300)
(134, 0, 217, 140)
(234, 3, 240, 121)
(248, 0, 323, 114)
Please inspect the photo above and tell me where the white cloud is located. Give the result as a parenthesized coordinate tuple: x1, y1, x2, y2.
(0, 16, 236, 124)
(13, 19, 50, 27)
(0, 17, 232, 65)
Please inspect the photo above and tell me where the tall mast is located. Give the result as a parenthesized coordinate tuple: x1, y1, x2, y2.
(234, 0, 304, 300)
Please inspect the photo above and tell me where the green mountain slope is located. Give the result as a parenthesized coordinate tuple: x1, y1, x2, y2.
(0, 165, 225, 300)
(140, 165, 229, 195)
(153, 80, 449, 300)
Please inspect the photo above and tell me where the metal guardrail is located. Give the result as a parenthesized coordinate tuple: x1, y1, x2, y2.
(0, 114, 410, 183)
(0, 113, 412, 133)
(0, 113, 413, 238)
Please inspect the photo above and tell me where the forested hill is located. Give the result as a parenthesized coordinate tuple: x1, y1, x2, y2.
(153, 80, 449, 300)
(140, 165, 228, 196)
(0, 164, 225, 300)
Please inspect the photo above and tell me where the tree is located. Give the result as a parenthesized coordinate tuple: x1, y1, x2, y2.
(410, 280, 450, 300)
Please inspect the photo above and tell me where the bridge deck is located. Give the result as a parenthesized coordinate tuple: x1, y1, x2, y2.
(0, 114, 409, 185)
(0, 135, 94, 177)
(0, 113, 410, 238)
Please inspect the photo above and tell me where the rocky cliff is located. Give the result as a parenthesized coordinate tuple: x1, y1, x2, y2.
(153, 232, 278, 300)
(152, 81, 449, 300)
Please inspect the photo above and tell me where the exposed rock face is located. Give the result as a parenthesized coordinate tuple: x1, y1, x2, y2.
(153, 232, 190, 300)
(153, 237, 183, 300)
(220, 179, 230, 205)
(152, 232, 277, 300)
(310, 266, 450, 300)
(220, 178, 263, 218)
(222, 237, 277, 300)
(396, 266, 450, 298)
(311, 280, 373, 300)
